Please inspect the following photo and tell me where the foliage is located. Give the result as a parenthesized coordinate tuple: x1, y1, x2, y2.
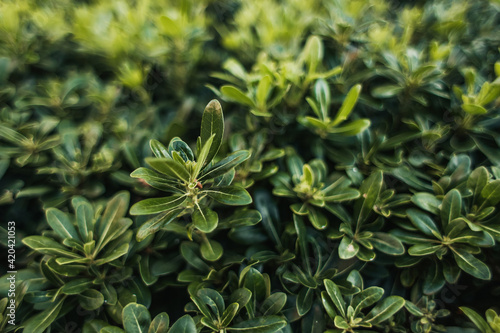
(1, 0, 500, 332)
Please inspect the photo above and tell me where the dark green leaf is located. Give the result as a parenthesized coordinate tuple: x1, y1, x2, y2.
(451, 247, 491, 280)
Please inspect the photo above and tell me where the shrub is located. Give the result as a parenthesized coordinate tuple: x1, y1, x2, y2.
(1, 0, 500, 332)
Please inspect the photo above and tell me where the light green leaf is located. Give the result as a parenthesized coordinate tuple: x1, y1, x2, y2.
(331, 84, 362, 126)
(221, 85, 255, 107)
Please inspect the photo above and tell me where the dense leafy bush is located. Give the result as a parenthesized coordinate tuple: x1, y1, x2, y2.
(1, 0, 500, 332)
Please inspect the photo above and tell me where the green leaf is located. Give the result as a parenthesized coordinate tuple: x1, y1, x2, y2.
(372, 84, 403, 98)
(101, 327, 125, 333)
(150, 139, 171, 158)
(256, 75, 272, 106)
(194, 134, 215, 177)
(261, 293, 287, 316)
(308, 206, 328, 230)
(365, 296, 405, 324)
(46, 208, 79, 240)
(145, 158, 190, 182)
(451, 246, 491, 280)
(96, 191, 130, 251)
(219, 209, 262, 228)
(0, 124, 28, 145)
(221, 303, 240, 327)
(296, 287, 314, 316)
(78, 289, 105, 310)
(130, 195, 187, 215)
(169, 315, 197, 333)
(205, 186, 252, 205)
(199, 99, 224, 166)
(136, 208, 182, 241)
(352, 287, 384, 316)
(324, 279, 346, 316)
(123, 303, 151, 333)
(355, 170, 383, 226)
(423, 260, 445, 294)
(480, 180, 500, 208)
(82, 320, 110, 333)
(338, 236, 359, 259)
(200, 150, 251, 180)
(200, 239, 223, 261)
(23, 236, 80, 258)
(221, 85, 255, 107)
(22, 297, 65, 333)
(411, 193, 441, 215)
(228, 316, 287, 332)
(408, 244, 443, 256)
(326, 119, 371, 135)
(331, 84, 361, 126)
(462, 103, 488, 115)
(149, 312, 169, 333)
(406, 209, 442, 240)
(193, 205, 218, 233)
(229, 288, 252, 311)
(61, 278, 93, 295)
(76, 202, 93, 242)
(460, 307, 493, 333)
(440, 189, 462, 230)
(168, 137, 194, 162)
(370, 232, 405, 255)
(314, 79, 330, 121)
(468, 167, 488, 205)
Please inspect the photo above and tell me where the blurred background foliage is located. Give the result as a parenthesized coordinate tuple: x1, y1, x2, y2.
(0, 0, 500, 332)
